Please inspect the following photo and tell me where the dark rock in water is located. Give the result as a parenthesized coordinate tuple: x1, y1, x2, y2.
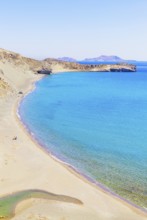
(37, 69, 52, 75)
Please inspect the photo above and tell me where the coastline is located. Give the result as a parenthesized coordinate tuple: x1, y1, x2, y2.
(17, 74, 147, 213)
(17, 74, 147, 215)
(0, 70, 147, 219)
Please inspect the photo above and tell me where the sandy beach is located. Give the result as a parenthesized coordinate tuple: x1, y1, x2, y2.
(0, 49, 147, 220)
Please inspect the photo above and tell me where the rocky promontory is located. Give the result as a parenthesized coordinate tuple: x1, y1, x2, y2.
(0, 48, 136, 75)
(44, 58, 136, 73)
(0, 48, 136, 95)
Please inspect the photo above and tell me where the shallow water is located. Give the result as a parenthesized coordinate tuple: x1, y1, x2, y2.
(19, 63, 147, 208)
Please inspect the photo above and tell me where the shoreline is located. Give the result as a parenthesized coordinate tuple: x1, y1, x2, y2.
(0, 67, 147, 219)
(16, 73, 146, 215)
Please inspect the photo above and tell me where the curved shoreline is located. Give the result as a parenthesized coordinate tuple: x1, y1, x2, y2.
(16, 73, 147, 215)
(1, 48, 147, 219)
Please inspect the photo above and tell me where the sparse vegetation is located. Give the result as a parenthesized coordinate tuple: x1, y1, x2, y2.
(0, 189, 82, 219)
(0, 78, 11, 96)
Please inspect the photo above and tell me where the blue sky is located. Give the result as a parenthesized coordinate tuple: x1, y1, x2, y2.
(0, 0, 147, 60)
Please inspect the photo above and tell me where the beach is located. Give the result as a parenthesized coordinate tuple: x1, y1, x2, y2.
(0, 51, 147, 220)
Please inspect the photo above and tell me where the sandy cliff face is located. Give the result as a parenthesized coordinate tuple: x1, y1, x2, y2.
(0, 48, 43, 73)
(0, 49, 43, 95)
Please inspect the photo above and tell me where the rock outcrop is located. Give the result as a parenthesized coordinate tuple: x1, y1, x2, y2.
(44, 58, 136, 73)
(0, 48, 136, 95)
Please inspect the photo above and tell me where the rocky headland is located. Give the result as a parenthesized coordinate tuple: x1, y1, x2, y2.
(0, 48, 136, 95)
(44, 58, 136, 73)
(0, 48, 136, 97)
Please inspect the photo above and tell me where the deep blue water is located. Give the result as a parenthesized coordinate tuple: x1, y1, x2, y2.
(19, 62, 147, 208)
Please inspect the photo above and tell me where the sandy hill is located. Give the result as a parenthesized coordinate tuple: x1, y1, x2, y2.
(0, 49, 43, 95)
(0, 48, 84, 95)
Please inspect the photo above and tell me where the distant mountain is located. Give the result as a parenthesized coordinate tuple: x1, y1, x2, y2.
(57, 56, 137, 63)
(57, 57, 77, 62)
(83, 55, 124, 62)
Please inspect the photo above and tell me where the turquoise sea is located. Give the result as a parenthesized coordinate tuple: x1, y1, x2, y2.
(19, 62, 147, 208)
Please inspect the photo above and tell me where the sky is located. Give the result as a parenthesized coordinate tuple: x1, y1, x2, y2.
(0, 0, 147, 60)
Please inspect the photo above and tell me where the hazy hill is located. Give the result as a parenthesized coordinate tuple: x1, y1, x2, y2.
(83, 55, 124, 62)
(57, 55, 137, 63)
(57, 57, 77, 62)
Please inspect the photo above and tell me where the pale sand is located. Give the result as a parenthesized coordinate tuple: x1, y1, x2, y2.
(0, 59, 147, 220)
